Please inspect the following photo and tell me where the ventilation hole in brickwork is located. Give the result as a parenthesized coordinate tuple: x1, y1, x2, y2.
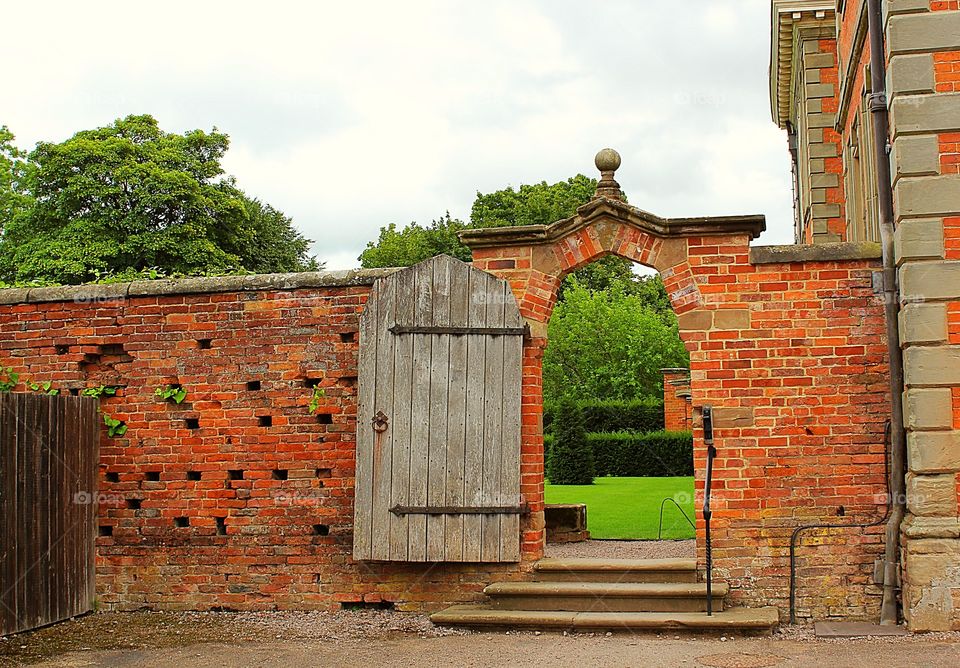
(314, 574, 323, 585)
(127, 498, 142, 510)
(303, 377, 322, 388)
(339, 331, 356, 343)
(216, 516, 227, 536)
(55, 344, 70, 355)
(246, 380, 262, 391)
(317, 413, 333, 425)
(145, 471, 161, 481)
(315, 468, 332, 479)
(312, 524, 330, 536)
(99, 525, 113, 537)
(339, 376, 358, 388)
(340, 601, 394, 611)
(272, 469, 288, 481)
(197, 338, 213, 350)
(228, 469, 244, 480)
(185, 418, 200, 430)
(174, 517, 189, 528)
(187, 471, 202, 481)
(837, 505, 846, 517)
(100, 343, 126, 357)
(69, 388, 80, 396)
(258, 415, 273, 427)
(105, 471, 120, 483)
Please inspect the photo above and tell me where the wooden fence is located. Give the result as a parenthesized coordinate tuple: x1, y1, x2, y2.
(0, 394, 99, 636)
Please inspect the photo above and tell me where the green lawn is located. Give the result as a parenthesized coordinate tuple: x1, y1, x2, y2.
(544, 476, 695, 540)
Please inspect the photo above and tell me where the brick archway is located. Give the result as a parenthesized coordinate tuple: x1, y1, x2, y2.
(463, 190, 766, 559)
(462, 161, 891, 621)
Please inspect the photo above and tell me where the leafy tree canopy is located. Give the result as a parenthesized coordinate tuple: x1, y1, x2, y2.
(0, 126, 33, 235)
(358, 212, 470, 269)
(0, 115, 318, 286)
(543, 280, 689, 402)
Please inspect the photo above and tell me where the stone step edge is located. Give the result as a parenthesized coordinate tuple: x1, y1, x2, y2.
(430, 605, 780, 630)
(485, 581, 729, 598)
(534, 558, 697, 573)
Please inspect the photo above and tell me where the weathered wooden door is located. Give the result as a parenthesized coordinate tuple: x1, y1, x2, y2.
(354, 255, 524, 562)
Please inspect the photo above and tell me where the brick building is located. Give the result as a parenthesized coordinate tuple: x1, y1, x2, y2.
(771, 0, 960, 629)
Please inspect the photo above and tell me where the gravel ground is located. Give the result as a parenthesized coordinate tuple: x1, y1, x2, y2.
(545, 539, 696, 560)
(4, 612, 960, 668)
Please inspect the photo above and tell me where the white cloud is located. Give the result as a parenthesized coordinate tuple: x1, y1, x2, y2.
(2, 0, 794, 269)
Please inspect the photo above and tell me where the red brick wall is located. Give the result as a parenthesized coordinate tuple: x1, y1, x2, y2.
(473, 219, 889, 622)
(0, 279, 531, 612)
(662, 369, 692, 432)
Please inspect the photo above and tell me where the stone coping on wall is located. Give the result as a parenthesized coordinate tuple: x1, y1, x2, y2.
(749, 241, 883, 265)
(460, 197, 767, 249)
(0, 268, 400, 305)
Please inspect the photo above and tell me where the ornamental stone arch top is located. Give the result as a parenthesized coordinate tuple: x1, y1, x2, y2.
(462, 149, 766, 335)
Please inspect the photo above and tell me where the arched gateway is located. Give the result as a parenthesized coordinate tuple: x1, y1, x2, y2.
(359, 150, 889, 628)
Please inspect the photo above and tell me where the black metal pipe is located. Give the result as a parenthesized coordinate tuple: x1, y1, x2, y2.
(703, 443, 716, 616)
(865, 0, 907, 627)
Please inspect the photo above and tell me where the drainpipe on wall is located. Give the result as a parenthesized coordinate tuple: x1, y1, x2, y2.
(866, 0, 907, 627)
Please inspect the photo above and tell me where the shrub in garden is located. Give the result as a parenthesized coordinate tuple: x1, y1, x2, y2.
(589, 431, 693, 477)
(546, 397, 595, 485)
(544, 398, 664, 434)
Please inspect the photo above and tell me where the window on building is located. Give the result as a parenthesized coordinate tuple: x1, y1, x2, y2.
(844, 68, 881, 243)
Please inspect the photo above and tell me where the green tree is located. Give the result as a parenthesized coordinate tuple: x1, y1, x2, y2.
(0, 126, 32, 235)
(358, 212, 470, 268)
(542, 280, 689, 402)
(0, 115, 317, 285)
(547, 396, 594, 485)
(469, 175, 597, 228)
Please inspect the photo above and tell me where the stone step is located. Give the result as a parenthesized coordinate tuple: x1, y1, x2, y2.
(430, 605, 780, 634)
(533, 558, 698, 583)
(485, 581, 728, 613)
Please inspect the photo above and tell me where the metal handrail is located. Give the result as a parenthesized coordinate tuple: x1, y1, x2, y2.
(703, 440, 717, 616)
(657, 497, 695, 540)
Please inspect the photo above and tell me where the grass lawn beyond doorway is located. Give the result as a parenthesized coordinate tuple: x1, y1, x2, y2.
(544, 476, 695, 540)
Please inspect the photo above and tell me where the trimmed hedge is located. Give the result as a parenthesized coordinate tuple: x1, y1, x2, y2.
(545, 430, 692, 479)
(546, 397, 595, 485)
(544, 398, 664, 434)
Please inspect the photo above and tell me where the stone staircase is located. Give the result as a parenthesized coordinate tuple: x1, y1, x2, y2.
(431, 558, 779, 633)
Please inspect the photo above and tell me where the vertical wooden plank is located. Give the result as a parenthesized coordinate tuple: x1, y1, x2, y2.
(52, 395, 66, 626)
(87, 399, 99, 613)
(407, 261, 434, 561)
(389, 271, 415, 560)
(500, 281, 524, 561)
(481, 274, 506, 562)
(37, 396, 51, 631)
(0, 395, 16, 635)
(352, 281, 379, 560)
(462, 271, 486, 562)
(426, 257, 451, 561)
(370, 276, 397, 560)
(443, 263, 470, 561)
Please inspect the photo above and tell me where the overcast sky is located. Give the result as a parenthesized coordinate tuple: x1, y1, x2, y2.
(3, 0, 792, 269)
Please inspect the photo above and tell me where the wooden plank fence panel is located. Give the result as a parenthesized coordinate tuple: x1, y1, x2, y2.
(0, 394, 99, 636)
(353, 255, 523, 562)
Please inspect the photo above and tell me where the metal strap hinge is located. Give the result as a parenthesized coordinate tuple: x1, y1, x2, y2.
(389, 324, 529, 337)
(389, 504, 530, 516)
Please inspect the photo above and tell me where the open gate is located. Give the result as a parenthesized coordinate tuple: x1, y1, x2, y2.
(353, 255, 524, 562)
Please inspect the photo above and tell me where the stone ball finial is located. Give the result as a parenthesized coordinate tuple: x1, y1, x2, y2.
(593, 148, 623, 200)
(595, 148, 621, 173)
